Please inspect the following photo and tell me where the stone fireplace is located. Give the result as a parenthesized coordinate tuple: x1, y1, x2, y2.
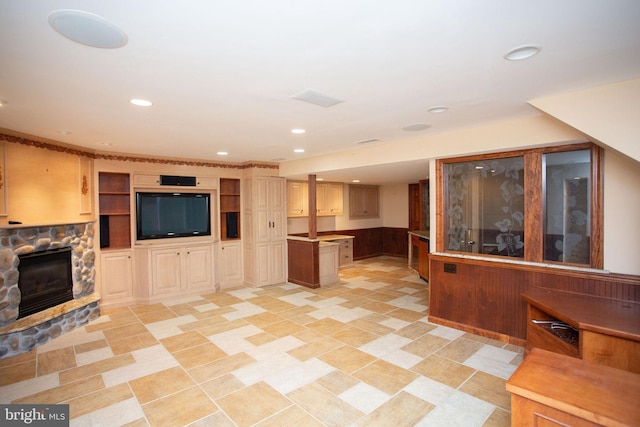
(0, 222, 100, 358)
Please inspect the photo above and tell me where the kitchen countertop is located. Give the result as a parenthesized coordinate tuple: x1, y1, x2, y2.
(287, 234, 354, 242)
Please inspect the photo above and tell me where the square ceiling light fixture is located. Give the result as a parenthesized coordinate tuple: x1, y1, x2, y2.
(290, 88, 344, 108)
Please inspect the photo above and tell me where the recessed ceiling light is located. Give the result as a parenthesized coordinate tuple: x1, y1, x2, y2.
(294, 148, 305, 153)
(0, 100, 8, 107)
(48, 10, 128, 49)
(100, 142, 112, 146)
(352, 180, 360, 183)
(130, 98, 152, 107)
(217, 151, 228, 156)
(428, 106, 449, 114)
(504, 45, 541, 61)
(317, 178, 324, 181)
(58, 130, 72, 135)
(291, 129, 306, 134)
(403, 124, 431, 132)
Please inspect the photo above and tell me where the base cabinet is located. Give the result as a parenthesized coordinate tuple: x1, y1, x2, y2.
(135, 242, 215, 302)
(100, 250, 134, 305)
(218, 241, 243, 288)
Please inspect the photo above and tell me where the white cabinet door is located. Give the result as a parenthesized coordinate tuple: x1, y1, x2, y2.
(151, 247, 182, 295)
(219, 241, 243, 288)
(100, 250, 133, 301)
(185, 244, 214, 291)
(269, 239, 287, 284)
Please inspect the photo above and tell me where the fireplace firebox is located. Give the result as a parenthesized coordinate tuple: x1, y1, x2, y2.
(17, 247, 74, 319)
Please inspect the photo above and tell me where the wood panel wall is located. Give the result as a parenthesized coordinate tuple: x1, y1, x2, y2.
(317, 227, 409, 260)
(287, 239, 319, 288)
(429, 254, 640, 345)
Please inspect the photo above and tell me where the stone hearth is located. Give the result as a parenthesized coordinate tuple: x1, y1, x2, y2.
(0, 222, 100, 358)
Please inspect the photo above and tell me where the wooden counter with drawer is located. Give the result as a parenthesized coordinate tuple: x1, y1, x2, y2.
(507, 348, 640, 427)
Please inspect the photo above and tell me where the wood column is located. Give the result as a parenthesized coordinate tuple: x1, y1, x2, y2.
(308, 174, 317, 239)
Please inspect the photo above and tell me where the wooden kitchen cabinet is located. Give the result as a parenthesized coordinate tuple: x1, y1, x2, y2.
(317, 182, 344, 216)
(287, 180, 308, 217)
(349, 184, 379, 219)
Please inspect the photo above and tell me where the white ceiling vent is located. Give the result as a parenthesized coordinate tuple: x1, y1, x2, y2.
(290, 88, 344, 108)
(354, 138, 380, 144)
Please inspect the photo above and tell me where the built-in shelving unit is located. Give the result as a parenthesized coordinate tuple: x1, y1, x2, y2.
(98, 172, 131, 250)
(220, 178, 240, 241)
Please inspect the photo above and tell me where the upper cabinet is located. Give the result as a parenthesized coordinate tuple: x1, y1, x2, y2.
(287, 180, 308, 217)
(286, 180, 344, 217)
(317, 182, 344, 216)
(349, 184, 379, 219)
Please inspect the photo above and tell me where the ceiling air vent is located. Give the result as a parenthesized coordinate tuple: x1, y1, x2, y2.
(290, 88, 344, 108)
(354, 139, 380, 145)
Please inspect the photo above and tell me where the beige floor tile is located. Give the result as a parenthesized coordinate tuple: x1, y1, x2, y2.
(401, 333, 450, 358)
(460, 371, 511, 410)
(356, 391, 434, 426)
(188, 352, 256, 383)
(287, 336, 343, 361)
(318, 345, 376, 374)
(262, 319, 306, 337)
(172, 342, 227, 369)
(245, 332, 278, 346)
(365, 291, 398, 302)
(330, 326, 378, 347)
(131, 303, 166, 315)
(360, 300, 396, 314)
(121, 418, 150, 427)
(190, 411, 236, 427)
(85, 311, 138, 332)
(202, 294, 244, 306)
(198, 318, 250, 336)
(178, 315, 228, 332)
(216, 382, 292, 427)
(483, 407, 512, 427)
(14, 374, 104, 404)
(109, 332, 158, 355)
(243, 311, 285, 327)
(129, 366, 195, 404)
(287, 382, 364, 426)
(192, 306, 237, 320)
(256, 299, 297, 313)
(288, 313, 318, 325)
(277, 305, 317, 320)
(37, 346, 77, 376)
(135, 307, 178, 324)
(0, 349, 36, 368)
(142, 386, 218, 427)
(75, 339, 109, 354)
(306, 318, 350, 335)
(168, 302, 200, 316)
(394, 321, 437, 340)
(160, 330, 209, 353)
(348, 317, 394, 336)
(387, 308, 426, 322)
(255, 405, 325, 427)
(200, 374, 245, 399)
(352, 359, 418, 395)
(292, 328, 326, 343)
(67, 382, 132, 418)
(0, 360, 36, 387)
(436, 337, 485, 362)
(102, 322, 148, 342)
(410, 355, 476, 388)
(315, 370, 360, 395)
(59, 353, 136, 384)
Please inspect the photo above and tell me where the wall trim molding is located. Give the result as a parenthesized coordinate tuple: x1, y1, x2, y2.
(0, 131, 278, 171)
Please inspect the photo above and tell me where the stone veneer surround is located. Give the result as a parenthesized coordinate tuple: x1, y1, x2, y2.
(0, 222, 99, 358)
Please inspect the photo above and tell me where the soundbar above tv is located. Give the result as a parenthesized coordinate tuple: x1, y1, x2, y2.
(136, 192, 211, 240)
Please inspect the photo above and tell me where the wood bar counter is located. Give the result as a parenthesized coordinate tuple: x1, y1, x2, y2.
(522, 287, 640, 373)
(507, 348, 640, 427)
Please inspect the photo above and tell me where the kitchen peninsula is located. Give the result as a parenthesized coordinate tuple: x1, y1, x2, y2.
(287, 234, 354, 289)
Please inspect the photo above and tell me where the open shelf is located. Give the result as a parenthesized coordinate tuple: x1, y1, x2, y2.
(99, 172, 131, 250)
(220, 178, 240, 241)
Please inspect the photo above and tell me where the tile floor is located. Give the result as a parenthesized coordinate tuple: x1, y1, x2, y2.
(0, 256, 523, 426)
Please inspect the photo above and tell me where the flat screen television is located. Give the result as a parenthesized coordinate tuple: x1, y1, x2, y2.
(136, 192, 211, 240)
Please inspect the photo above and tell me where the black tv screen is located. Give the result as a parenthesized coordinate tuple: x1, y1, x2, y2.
(136, 192, 211, 240)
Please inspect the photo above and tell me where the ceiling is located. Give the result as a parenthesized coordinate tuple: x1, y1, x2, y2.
(1, 1, 639, 184)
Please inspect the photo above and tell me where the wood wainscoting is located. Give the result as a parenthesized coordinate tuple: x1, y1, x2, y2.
(429, 254, 640, 345)
(316, 227, 408, 260)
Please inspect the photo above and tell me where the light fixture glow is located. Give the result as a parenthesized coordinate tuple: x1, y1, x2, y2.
(294, 148, 305, 153)
(217, 151, 228, 156)
(352, 179, 360, 183)
(475, 165, 484, 170)
(0, 100, 8, 107)
(130, 98, 153, 107)
(428, 106, 449, 114)
(504, 45, 541, 61)
(317, 178, 324, 181)
(291, 128, 306, 134)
